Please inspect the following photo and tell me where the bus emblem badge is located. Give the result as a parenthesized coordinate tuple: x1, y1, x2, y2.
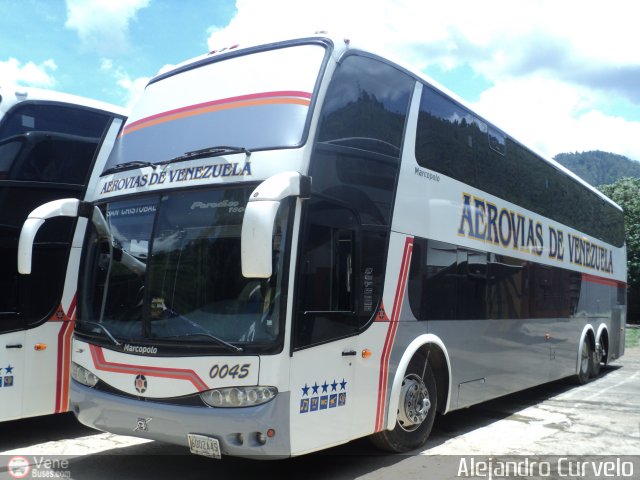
(134, 417, 152, 432)
(134, 374, 148, 394)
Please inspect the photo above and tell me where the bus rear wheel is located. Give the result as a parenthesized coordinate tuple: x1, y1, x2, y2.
(370, 355, 437, 453)
(590, 340, 605, 378)
(576, 336, 592, 384)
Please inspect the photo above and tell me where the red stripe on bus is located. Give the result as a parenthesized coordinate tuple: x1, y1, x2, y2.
(89, 345, 209, 392)
(375, 237, 414, 432)
(67, 294, 77, 320)
(123, 90, 312, 135)
(582, 273, 625, 288)
(60, 321, 74, 411)
(55, 320, 74, 413)
(375, 320, 399, 431)
(51, 293, 77, 413)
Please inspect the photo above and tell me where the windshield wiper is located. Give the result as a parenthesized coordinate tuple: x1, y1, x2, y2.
(79, 321, 122, 346)
(102, 161, 157, 176)
(157, 332, 243, 353)
(160, 145, 251, 166)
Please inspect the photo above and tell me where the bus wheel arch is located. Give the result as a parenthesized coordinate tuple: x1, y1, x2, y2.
(371, 335, 451, 452)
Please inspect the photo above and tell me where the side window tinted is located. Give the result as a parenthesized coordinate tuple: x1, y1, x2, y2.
(415, 87, 483, 186)
(414, 86, 624, 247)
(408, 237, 585, 321)
(310, 146, 399, 225)
(294, 55, 414, 349)
(408, 239, 487, 321)
(486, 254, 525, 319)
(294, 200, 359, 347)
(318, 55, 413, 157)
(408, 239, 457, 320)
(312, 55, 413, 226)
(475, 129, 516, 203)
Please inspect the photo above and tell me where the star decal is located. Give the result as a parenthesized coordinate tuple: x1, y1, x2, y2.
(321, 381, 329, 393)
(340, 378, 347, 390)
(331, 379, 338, 392)
(311, 382, 319, 395)
(4, 365, 13, 374)
(301, 383, 310, 396)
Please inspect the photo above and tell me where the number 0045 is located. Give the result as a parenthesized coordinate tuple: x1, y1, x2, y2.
(209, 363, 250, 379)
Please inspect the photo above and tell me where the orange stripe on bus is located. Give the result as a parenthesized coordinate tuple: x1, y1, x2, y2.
(123, 97, 310, 136)
(582, 273, 625, 288)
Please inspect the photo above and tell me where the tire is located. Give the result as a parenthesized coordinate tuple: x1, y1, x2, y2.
(590, 340, 604, 378)
(576, 335, 592, 384)
(370, 355, 437, 453)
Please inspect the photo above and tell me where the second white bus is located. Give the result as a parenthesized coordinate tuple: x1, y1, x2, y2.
(0, 84, 125, 422)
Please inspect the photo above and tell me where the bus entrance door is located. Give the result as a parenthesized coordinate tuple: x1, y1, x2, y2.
(289, 335, 356, 454)
(0, 330, 26, 421)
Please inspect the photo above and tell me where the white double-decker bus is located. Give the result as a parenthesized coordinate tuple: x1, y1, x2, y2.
(18, 35, 625, 457)
(0, 84, 125, 422)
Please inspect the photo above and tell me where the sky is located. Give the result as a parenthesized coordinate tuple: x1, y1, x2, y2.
(1, 0, 639, 161)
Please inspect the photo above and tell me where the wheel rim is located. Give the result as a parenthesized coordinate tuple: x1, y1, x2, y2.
(397, 373, 431, 432)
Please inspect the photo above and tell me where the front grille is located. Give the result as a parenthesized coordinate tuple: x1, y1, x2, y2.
(93, 380, 208, 407)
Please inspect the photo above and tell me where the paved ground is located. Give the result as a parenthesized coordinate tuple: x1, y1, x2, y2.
(1, 338, 638, 479)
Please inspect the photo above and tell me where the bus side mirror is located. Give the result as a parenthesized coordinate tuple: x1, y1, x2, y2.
(18, 198, 110, 274)
(241, 171, 310, 278)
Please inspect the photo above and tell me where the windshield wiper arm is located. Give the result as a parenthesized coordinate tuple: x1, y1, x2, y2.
(80, 321, 122, 346)
(160, 145, 251, 166)
(157, 332, 243, 353)
(102, 161, 157, 176)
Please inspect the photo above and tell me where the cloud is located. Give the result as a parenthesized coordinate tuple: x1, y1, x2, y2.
(116, 72, 149, 110)
(0, 57, 58, 87)
(99, 57, 148, 109)
(470, 74, 640, 162)
(206, 0, 640, 160)
(65, 0, 150, 55)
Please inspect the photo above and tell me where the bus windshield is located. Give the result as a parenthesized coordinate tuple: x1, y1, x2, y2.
(0, 102, 108, 183)
(78, 186, 291, 353)
(103, 43, 327, 172)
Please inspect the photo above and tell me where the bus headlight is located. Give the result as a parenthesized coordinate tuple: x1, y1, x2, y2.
(200, 386, 278, 408)
(71, 362, 99, 387)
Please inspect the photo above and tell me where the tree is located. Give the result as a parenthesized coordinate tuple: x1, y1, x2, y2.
(599, 177, 640, 323)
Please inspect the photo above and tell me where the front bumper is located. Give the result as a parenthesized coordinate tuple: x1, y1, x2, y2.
(70, 380, 291, 459)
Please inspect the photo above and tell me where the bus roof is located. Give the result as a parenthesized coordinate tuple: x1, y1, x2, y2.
(0, 84, 127, 117)
(148, 33, 623, 213)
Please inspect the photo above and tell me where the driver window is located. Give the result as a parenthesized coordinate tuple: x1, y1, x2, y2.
(294, 55, 413, 350)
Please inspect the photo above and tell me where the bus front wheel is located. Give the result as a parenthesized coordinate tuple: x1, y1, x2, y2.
(370, 355, 437, 453)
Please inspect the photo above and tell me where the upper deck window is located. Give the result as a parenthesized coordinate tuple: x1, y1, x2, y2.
(415, 85, 624, 247)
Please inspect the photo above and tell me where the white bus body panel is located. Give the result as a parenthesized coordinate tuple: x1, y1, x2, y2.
(0, 331, 26, 421)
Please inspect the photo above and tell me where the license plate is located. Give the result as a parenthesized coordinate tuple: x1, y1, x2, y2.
(188, 434, 221, 459)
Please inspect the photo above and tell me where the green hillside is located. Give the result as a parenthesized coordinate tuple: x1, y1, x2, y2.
(554, 150, 640, 186)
